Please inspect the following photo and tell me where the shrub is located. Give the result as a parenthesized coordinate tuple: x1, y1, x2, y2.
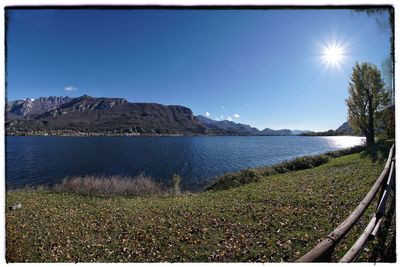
(324, 145, 366, 158)
(206, 169, 260, 191)
(272, 155, 330, 173)
(52, 174, 162, 197)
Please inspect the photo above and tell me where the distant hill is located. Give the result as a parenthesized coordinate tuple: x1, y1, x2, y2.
(197, 115, 300, 136)
(6, 95, 207, 135)
(260, 128, 292, 136)
(291, 129, 312, 135)
(300, 121, 357, 136)
(197, 115, 259, 135)
(335, 121, 355, 135)
(6, 95, 312, 136)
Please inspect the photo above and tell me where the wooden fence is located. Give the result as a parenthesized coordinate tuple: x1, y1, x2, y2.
(297, 144, 395, 262)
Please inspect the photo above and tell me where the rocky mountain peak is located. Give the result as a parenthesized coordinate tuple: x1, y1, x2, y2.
(6, 96, 72, 119)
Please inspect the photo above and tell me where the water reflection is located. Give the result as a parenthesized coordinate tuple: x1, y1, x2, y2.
(323, 136, 365, 149)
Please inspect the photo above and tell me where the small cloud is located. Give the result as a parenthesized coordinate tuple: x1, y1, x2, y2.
(214, 117, 220, 121)
(221, 106, 225, 109)
(220, 115, 224, 119)
(64, 85, 77, 92)
(233, 114, 240, 118)
(205, 111, 210, 117)
(227, 116, 232, 121)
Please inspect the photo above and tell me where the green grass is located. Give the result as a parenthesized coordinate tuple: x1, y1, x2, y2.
(6, 142, 394, 262)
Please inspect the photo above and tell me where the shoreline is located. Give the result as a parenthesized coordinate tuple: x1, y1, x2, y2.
(7, 143, 367, 194)
(6, 132, 360, 137)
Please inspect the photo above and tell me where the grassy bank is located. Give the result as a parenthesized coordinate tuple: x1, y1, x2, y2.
(205, 145, 366, 191)
(6, 142, 394, 262)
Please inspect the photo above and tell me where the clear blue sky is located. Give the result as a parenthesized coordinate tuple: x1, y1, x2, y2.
(6, 9, 391, 131)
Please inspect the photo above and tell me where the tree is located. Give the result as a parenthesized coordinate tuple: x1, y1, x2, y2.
(346, 62, 387, 146)
(377, 104, 395, 138)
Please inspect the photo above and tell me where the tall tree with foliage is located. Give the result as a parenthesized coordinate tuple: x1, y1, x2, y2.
(346, 62, 387, 146)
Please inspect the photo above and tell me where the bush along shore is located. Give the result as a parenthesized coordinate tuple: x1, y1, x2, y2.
(205, 145, 366, 191)
(6, 141, 394, 262)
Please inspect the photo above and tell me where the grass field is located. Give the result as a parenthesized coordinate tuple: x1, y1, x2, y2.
(6, 143, 395, 262)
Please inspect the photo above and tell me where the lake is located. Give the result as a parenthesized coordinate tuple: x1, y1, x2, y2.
(6, 136, 364, 191)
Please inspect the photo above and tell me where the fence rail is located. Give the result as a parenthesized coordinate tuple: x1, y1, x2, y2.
(297, 144, 395, 262)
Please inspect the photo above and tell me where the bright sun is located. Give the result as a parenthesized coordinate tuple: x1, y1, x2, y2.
(321, 43, 345, 68)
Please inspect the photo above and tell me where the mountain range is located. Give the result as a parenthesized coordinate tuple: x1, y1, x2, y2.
(5, 95, 349, 136)
(299, 121, 356, 136)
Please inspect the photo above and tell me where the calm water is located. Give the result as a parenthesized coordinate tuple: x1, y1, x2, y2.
(6, 136, 364, 190)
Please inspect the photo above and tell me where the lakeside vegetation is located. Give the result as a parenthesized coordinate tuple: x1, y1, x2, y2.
(6, 141, 394, 262)
(206, 144, 365, 191)
(52, 174, 164, 197)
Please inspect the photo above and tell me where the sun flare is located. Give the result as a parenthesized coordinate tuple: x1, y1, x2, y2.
(321, 42, 346, 69)
(324, 45, 343, 64)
